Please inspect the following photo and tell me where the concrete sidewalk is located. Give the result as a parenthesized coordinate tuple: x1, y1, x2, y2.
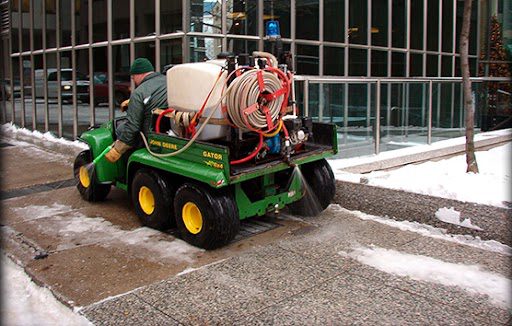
(1, 129, 510, 325)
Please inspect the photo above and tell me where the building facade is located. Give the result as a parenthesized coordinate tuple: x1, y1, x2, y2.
(0, 0, 510, 157)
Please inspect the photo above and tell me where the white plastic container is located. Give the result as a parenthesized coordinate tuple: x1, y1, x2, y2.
(166, 61, 228, 140)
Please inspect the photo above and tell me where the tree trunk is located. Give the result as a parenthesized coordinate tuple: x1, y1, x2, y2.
(460, 0, 479, 173)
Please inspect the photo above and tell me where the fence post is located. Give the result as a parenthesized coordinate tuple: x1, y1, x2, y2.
(375, 80, 381, 154)
(428, 80, 433, 144)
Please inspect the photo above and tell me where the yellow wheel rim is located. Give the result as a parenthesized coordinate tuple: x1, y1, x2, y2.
(139, 186, 155, 215)
(182, 202, 202, 234)
(79, 166, 91, 188)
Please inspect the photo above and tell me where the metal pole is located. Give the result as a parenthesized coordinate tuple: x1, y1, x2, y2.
(375, 80, 381, 154)
(30, 0, 36, 130)
(428, 80, 432, 144)
(56, 0, 62, 137)
(303, 79, 309, 116)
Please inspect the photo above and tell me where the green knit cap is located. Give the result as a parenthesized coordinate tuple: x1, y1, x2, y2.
(130, 58, 154, 75)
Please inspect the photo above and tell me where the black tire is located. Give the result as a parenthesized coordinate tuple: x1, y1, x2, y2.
(131, 169, 174, 230)
(73, 150, 111, 201)
(174, 183, 240, 250)
(288, 158, 335, 217)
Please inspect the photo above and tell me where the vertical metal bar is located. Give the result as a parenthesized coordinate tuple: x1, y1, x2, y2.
(30, 0, 36, 130)
(291, 0, 296, 61)
(319, 0, 324, 76)
(72, 0, 78, 138)
(375, 80, 381, 154)
(344, 83, 348, 128)
(437, 0, 442, 76)
(8, 2, 14, 124)
(88, 0, 94, 127)
(422, 0, 427, 76)
(258, 0, 264, 51)
(344, 0, 349, 75)
(387, 0, 392, 76)
(56, 0, 62, 137)
(221, 0, 227, 51)
(18, 0, 25, 127)
(319, 83, 324, 121)
(405, 0, 410, 77)
(107, 0, 113, 119)
(42, 0, 49, 131)
(450, 83, 455, 128)
(130, 0, 134, 92)
(428, 80, 432, 144)
(182, 0, 189, 63)
(367, 0, 371, 78)
(303, 79, 309, 116)
(155, 0, 161, 71)
(366, 83, 371, 128)
(436, 83, 440, 127)
(421, 83, 426, 126)
(459, 82, 463, 127)
(452, 0, 456, 72)
(476, 0, 481, 69)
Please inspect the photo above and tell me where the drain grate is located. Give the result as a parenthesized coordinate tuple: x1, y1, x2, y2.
(0, 142, 14, 148)
(0, 178, 76, 200)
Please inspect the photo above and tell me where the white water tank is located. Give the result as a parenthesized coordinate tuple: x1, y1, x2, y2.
(166, 61, 228, 140)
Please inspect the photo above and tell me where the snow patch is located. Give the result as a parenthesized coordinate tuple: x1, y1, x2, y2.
(2, 122, 88, 150)
(435, 207, 483, 231)
(344, 207, 511, 256)
(12, 203, 76, 221)
(1, 254, 92, 325)
(342, 245, 512, 309)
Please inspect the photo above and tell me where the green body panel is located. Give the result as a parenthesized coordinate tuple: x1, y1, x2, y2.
(235, 168, 303, 219)
(78, 122, 122, 183)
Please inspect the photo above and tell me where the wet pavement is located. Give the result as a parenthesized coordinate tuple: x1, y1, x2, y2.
(1, 131, 511, 325)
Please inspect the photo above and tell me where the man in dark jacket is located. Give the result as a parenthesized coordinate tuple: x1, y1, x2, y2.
(105, 57, 168, 163)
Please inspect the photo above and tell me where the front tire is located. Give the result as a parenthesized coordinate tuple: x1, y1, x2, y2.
(288, 159, 335, 217)
(174, 183, 240, 249)
(74, 150, 111, 201)
(131, 169, 174, 230)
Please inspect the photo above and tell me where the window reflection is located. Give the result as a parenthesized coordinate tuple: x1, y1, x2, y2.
(324, 0, 344, 43)
(46, 0, 57, 48)
(296, 45, 319, 75)
(60, 1, 72, 46)
(296, 0, 319, 40)
(264, 0, 290, 38)
(190, 0, 222, 34)
(190, 36, 222, 62)
(410, 0, 423, 50)
(92, 0, 107, 42)
(160, 39, 183, 68)
(324, 47, 344, 76)
(113, 44, 131, 117)
(372, 0, 387, 47)
(392, 0, 406, 49)
(112, 0, 130, 40)
(93, 47, 109, 124)
(135, 0, 155, 37)
(349, 0, 367, 45)
(33, 0, 43, 50)
(76, 0, 89, 46)
(161, 1, 182, 34)
(227, 0, 257, 36)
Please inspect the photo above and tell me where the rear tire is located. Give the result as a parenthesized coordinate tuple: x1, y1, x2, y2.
(288, 159, 335, 217)
(74, 150, 111, 201)
(131, 169, 174, 230)
(174, 183, 240, 249)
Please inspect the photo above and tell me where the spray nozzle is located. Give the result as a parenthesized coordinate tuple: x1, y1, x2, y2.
(92, 144, 113, 165)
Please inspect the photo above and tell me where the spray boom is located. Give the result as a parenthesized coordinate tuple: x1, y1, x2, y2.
(93, 145, 113, 165)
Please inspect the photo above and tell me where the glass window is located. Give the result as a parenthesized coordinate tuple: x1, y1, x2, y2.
(46, 0, 57, 48)
(391, 52, 405, 76)
(441, 55, 452, 77)
(371, 50, 387, 77)
(296, 45, 319, 75)
(12, 57, 22, 126)
(113, 44, 130, 115)
(228, 38, 258, 55)
(324, 47, 344, 76)
(76, 0, 89, 46)
(427, 0, 439, 51)
(348, 48, 367, 76)
(189, 36, 222, 62)
(264, 0, 290, 39)
(33, 0, 44, 50)
(135, 0, 155, 37)
(60, 0, 72, 46)
(372, 0, 388, 47)
(22, 56, 32, 129)
(410, 53, 423, 76)
(135, 42, 156, 67)
(11, 1, 19, 53)
(160, 39, 183, 68)
(227, 0, 257, 36)
(324, 0, 345, 43)
(45, 52, 58, 133)
(76, 49, 91, 135)
(161, 1, 182, 34)
(469, 3, 477, 55)
(442, 0, 454, 53)
(112, 0, 130, 40)
(92, 47, 109, 121)
(190, 0, 223, 34)
(60, 51, 73, 138)
(349, 0, 367, 45)
(296, 0, 319, 40)
(410, 0, 423, 50)
(426, 54, 438, 76)
(392, 0, 406, 49)
(92, 0, 107, 42)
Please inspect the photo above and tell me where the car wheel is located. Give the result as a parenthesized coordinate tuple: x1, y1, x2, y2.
(131, 169, 174, 230)
(74, 150, 111, 201)
(174, 183, 239, 249)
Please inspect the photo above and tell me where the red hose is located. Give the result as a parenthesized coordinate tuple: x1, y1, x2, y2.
(230, 133, 264, 165)
(155, 108, 175, 134)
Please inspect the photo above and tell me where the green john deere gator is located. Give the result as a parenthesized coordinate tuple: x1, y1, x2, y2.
(74, 52, 337, 249)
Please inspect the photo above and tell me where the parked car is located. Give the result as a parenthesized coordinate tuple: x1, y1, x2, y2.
(93, 72, 131, 106)
(1, 78, 21, 100)
(34, 69, 90, 102)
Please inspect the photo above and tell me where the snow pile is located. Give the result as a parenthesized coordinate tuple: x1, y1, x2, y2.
(1, 122, 88, 150)
(435, 207, 483, 230)
(333, 142, 511, 208)
(1, 255, 92, 326)
(336, 206, 511, 256)
(341, 245, 512, 309)
(13, 203, 75, 221)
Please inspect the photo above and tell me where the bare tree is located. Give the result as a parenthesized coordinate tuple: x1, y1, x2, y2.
(460, 0, 479, 173)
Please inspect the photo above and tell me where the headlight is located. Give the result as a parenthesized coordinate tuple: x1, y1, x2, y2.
(63, 85, 71, 90)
